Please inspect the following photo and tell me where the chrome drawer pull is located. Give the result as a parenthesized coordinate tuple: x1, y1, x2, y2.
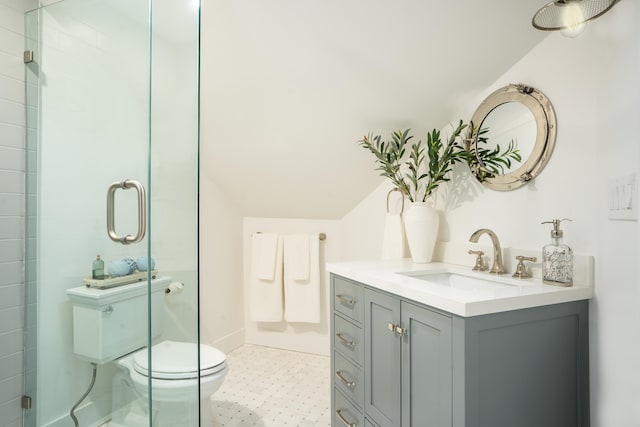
(336, 294, 356, 306)
(336, 409, 356, 427)
(336, 332, 356, 348)
(335, 370, 356, 389)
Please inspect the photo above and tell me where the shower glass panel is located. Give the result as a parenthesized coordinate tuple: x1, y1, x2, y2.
(23, 1, 200, 426)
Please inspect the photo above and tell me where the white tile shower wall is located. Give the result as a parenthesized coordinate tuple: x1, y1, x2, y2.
(0, 1, 34, 426)
(242, 217, 342, 357)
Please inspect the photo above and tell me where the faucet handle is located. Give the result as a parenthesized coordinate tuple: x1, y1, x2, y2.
(468, 250, 488, 272)
(512, 255, 537, 279)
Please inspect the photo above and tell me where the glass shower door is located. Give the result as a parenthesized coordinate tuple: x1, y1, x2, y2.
(23, 1, 200, 426)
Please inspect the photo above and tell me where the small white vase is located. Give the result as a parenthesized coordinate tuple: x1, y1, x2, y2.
(403, 202, 439, 263)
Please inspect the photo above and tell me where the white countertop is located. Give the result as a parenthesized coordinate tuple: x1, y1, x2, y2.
(327, 259, 593, 317)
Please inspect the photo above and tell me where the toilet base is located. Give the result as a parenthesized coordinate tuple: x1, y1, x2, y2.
(111, 396, 210, 427)
(111, 370, 216, 426)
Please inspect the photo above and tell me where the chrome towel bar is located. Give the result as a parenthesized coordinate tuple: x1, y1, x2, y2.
(255, 231, 326, 241)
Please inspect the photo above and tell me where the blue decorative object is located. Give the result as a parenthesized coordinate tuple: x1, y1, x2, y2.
(123, 258, 137, 274)
(136, 256, 155, 272)
(108, 259, 131, 277)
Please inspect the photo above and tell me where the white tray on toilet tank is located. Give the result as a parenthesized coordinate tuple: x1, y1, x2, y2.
(82, 270, 158, 289)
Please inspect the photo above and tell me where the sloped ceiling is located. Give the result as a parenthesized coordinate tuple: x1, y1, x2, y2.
(200, 0, 548, 219)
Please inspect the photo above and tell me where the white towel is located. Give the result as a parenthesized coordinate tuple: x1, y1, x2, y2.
(381, 212, 406, 260)
(250, 235, 284, 322)
(283, 234, 321, 324)
(252, 233, 278, 280)
(285, 234, 310, 280)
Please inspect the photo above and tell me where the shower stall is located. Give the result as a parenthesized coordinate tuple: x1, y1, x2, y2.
(23, 0, 201, 425)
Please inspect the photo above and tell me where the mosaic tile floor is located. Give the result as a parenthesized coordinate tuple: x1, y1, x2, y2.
(209, 344, 331, 427)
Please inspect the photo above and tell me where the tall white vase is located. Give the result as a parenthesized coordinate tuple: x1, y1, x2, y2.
(403, 202, 439, 263)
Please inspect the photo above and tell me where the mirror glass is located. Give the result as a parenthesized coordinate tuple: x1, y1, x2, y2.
(481, 102, 536, 174)
(469, 84, 557, 191)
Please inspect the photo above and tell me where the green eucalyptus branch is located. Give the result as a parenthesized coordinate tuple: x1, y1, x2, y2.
(422, 120, 468, 201)
(406, 138, 427, 201)
(358, 119, 521, 203)
(467, 122, 522, 181)
(358, 130, 413, 201)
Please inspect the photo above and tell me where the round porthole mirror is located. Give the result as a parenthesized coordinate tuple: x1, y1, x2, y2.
(468, 83, 557, 191)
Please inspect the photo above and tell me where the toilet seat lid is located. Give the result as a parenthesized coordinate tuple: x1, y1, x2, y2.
(133, 341, 226, 380)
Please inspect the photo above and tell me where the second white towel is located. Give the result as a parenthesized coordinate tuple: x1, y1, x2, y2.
(285, 234, 310, 280)
(283, 234, 321, 324)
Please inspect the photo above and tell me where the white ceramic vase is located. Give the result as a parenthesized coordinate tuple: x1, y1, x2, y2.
(403, 202, 439, 263)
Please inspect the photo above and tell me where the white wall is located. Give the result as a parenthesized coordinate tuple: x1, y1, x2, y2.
(0, 1, 37, 426)
(198, 0, 548, 221)
(198, 174, 244, 354)
(198, 1, 246, 354)
(243, 217, 342, 356)
(342, 3, 640, 425)
(585, 6, 640, 425)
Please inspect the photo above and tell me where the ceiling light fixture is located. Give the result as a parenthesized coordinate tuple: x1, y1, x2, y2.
(532, 0, 620, 38)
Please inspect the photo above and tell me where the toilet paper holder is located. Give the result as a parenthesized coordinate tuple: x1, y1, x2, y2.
(165, 281, 185, 295)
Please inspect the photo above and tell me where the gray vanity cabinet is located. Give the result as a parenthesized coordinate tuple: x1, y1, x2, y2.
(364, 288, 452, 427)
(331, 273, 590, 427)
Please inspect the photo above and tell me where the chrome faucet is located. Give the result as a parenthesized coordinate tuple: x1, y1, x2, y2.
(469, 228, 506, 274)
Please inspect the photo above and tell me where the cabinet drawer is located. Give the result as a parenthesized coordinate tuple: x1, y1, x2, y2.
(334, 276, 364, 323)
(334, 387, 364, 427)
(334, 314, 363, 365)
(334, 351, 364, 409)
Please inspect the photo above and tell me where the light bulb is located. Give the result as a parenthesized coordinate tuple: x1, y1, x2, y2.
(561, 2, 586, 38)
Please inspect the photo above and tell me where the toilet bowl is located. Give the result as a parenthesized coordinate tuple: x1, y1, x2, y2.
(112, 340, 228, 426)
(66, 277, 226, 425)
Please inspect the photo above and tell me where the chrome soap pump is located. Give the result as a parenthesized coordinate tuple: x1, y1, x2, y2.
(541, 219, 573, 287)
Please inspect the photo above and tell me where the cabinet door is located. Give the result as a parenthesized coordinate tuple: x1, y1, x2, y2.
(364, 289, 401, 427)
(401, 301, 452, 427)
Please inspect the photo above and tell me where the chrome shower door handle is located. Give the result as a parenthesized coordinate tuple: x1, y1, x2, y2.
(106, 179, 147, 245)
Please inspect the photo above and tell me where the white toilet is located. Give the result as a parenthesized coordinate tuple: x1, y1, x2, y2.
(67, 277, 227, 426)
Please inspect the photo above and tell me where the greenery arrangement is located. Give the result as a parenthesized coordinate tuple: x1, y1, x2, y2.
(358, 120, 521, 203)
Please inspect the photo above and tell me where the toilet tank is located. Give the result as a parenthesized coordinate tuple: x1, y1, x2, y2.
(66, 276, 171, 364)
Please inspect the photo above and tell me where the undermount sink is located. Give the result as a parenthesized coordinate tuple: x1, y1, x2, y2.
(399, 270, 535, 292)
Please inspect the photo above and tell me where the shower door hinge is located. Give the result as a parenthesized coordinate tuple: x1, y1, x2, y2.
(22, 395, 32, 409)
(23, 51, 34, 64)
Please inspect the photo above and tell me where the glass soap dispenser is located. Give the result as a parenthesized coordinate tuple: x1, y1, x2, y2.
(92, 254, 105, 280)
(541, 219, 573, 287)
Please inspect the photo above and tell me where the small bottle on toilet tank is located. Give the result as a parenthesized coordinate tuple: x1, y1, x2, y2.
(92, 255, 105, 280)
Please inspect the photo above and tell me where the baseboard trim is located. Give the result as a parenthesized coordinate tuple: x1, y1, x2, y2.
(209, 328, 245, 354)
